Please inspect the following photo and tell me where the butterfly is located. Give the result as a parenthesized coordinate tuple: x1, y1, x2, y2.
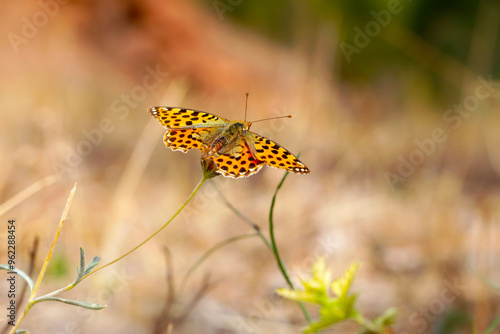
(148, 107, 310, 178)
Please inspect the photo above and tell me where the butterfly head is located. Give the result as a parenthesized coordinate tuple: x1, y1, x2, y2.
(231, 121, 251, 132)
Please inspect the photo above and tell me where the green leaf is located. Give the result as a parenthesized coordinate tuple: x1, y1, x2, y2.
(358, 308, 398, 334)
(35, 296, 106, 310)
(277, 288, 322, 304)
(277, 257, 332, 305)
(72, 248, 100, 285)
(373, 308, 397, 327)
(278, 258, 396, 334)
(331, 261, 360, 297)
(485, 314, 500, 334)
(78, 247, 85, 276)
(304, 310, 362, 333)
(83, 256, 101, 276)
(0, 264, 34, 294)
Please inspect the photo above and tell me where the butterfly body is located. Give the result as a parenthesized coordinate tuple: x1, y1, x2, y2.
(149, 107, 310, 178)
(207, 121, 248, 155)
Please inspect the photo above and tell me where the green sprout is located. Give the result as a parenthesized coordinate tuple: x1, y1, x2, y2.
(277, 258, 397, 333)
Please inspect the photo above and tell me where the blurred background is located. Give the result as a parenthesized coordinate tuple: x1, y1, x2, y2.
(0, 0, 499, 333)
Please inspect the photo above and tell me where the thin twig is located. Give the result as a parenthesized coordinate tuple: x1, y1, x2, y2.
(82, 175, 207, 280)
(211, 181, 273, 250)
(174, 273, 213, 326)
(178, 233, 259, 297)
(152, 248, 176, 334)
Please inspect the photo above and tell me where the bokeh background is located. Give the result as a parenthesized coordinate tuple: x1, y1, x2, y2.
(1, 0, 500, 333)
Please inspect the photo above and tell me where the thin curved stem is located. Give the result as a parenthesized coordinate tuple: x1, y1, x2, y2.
(10, 175, 206, 333)
(82, 175, 207, 280)
(211, 180, 272, 251)
(178, 233, 259, 297)
(269, 172, 294, 288)
(269, 171, 313, 325)
(213, 170, 313, 326)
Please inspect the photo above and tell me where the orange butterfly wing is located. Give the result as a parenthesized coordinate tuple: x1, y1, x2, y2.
(149, 107, 310, 177)
(245, 132, 310, 174)
(149, 107, 229, 153)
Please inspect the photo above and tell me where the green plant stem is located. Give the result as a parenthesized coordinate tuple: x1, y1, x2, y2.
(82, 175, 207, 281)
(212, 181, 273, 251)
(10, 174, 206, 333)
(485, 315, 500, 334)
(269, 172, 294, 288)
(269, 171, 313, 325)
(467, 256, 500, 290)
(34, 281, 76, 300)
(214, 170, 313, 326)
(178, 233, 259, 297)
(353, 313, 378, 332)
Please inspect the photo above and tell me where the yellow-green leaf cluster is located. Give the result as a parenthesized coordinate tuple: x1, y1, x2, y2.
(277, 258, 396, 333)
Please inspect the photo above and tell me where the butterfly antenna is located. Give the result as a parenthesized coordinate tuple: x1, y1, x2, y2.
(251, 115, 293, 123)
(244, 93, 249, 121)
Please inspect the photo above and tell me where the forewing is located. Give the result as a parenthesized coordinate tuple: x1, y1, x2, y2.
(208, 140, 265, 178)
(148, 107, 229, 129)
(245, 132, 310, 174)
(149, 107, 229, 153)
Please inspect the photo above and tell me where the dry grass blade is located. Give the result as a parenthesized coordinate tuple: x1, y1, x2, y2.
(0, 176, 57, 217)
(9, 184, 77, 334)
(152, 248, 176, 334)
